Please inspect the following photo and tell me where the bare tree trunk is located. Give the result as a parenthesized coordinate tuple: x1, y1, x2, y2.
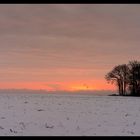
(118, 81, 121, 95)
(121, 80, 124, 96)
(124, 81, 126, 95)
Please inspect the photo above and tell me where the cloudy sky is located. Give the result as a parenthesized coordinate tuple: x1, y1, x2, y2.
(0, 4, 140, 91)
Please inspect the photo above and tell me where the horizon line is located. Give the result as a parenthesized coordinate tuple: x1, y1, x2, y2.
(0, 88, 116, 94)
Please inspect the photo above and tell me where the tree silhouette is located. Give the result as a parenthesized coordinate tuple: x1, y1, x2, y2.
(128, 60, 140, 96)
(105, 60, 140, 96)
(105, 64, 129, 96)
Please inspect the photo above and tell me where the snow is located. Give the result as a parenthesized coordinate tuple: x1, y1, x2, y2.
(0, 93, 140, 136)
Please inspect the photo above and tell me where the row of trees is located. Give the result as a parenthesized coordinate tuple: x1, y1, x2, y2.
(105, 60, 140, 96)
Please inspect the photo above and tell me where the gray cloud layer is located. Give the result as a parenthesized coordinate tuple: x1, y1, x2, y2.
(0, 4, 140, 82)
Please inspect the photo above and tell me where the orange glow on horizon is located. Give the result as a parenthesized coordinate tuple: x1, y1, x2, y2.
(70, 85, 94, 91)
(0, 80, 115, 91)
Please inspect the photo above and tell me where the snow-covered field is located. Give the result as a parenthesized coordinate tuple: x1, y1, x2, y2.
(0, 93, 140, 136)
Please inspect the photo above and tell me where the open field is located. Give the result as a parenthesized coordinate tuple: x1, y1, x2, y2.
(0, 93, 140, 136)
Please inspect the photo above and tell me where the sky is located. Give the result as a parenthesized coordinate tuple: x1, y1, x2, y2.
(0, 4, 140, 92)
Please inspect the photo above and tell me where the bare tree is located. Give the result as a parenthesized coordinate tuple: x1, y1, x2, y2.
(120, 64, 130, 95)
(105, 64, 129, 96)
(128, 60, 140, 96)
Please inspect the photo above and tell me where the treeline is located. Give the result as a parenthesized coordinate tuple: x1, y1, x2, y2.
(105, 60, 140, 96)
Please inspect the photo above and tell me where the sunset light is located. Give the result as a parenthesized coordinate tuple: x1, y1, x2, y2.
(70, 85, 94, 91)
(0, 80, 115, 91)
(0, 4, 140, 136)
(0, 4, 139, 94)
